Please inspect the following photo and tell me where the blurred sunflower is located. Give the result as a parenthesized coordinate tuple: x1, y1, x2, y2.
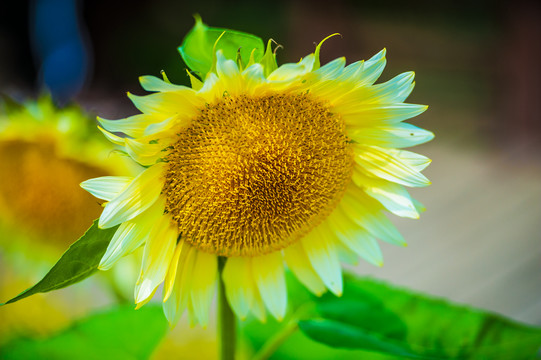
(0, 95, 137, 251)
(0, 95, 138, 343)
(82, 22, 433, 326)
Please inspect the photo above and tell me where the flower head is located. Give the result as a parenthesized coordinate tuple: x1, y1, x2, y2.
(81, 19, 433, 326)
(0, 95, 135, 250)
(0, 95, 137, 343)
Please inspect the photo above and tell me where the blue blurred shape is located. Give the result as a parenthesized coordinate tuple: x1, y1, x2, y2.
(31, 0, 90, 103)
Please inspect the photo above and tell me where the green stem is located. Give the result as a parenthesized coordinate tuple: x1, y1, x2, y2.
(251, 320, 299, 360)
(218, 257, 236, 360)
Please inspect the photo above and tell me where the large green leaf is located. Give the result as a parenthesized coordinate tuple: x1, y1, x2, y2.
(1, 220, 118, 305)
(320, 275, 541, 359)
(178, 15, 265, 77)
(242, 273, 541, 359)
(0, 304, 168, 360)
(298, 319, 427, 359)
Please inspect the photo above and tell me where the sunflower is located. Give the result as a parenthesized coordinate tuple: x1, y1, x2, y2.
(81, 22, 432, 327)
(0, 95, 137, 343)
(0, 95, 137, 253)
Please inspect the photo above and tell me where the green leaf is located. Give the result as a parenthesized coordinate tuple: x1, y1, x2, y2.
(340, 276, 541, 359)
(242, 272, 541, 359)
(178, 15, 265, 78)
(300, 275, 541, 359)
(298, 319, 425, 359)
(314, 298, 407, 340)
(0, 304, 168, 360)
(1, 220, 118, 305)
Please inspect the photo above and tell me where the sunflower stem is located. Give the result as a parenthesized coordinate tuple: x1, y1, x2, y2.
(218, 257, 236, 360)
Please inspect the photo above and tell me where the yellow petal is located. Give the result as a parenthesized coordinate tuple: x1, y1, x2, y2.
(223, 257, 255, 320)
(134, 213, 178, 303)
(81, 176, 133, 201)
(354, 145, 431, 188)
(301, 224, 343, 296)
(327, 206, 383, 267)
(99, 199, 163, 270)
(99, 162, 166, 228)
(284, 242, 327, 296)
(340, 184, 406, 246)
(189, 250, 217, 327)
(98, 114, 161, 138)
(252, 252, 287, 321)
(163, 244, 197, 326)
(163, 241, 184, 301)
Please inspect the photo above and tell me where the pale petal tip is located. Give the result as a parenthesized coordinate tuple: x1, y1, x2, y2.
(135, 279, 155, 304)
(251, 307, 267, 324)
(269, 305, 287, 322)
(97, 262, 111, 271)
(329, 283, 343, 297)
(96, 116, 109, 125)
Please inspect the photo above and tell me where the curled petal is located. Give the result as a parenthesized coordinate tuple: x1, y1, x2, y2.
(99, 163, 167, 228)
(81, 176, 133, 201)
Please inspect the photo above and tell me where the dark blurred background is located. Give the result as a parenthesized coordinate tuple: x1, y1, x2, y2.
(2, 0, 540, 148)
(1, 0, 540, 328)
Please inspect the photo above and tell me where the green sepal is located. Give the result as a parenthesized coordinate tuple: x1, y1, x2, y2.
(160, 70, 171, 83)
(260, 39, 279, 77)
(313, 33, 341, 70)
(236, 47, 244, 71)
(178, 15, 265, 78)
(186, 69, 203, 90)
(1, 220, 118, 305)
(246, 48, 259, 68)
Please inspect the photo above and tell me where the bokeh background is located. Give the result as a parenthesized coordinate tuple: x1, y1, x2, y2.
(1, 0, 540, 358)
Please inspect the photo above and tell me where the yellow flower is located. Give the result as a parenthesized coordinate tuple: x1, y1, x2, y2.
(81, 32, 432, 326)
(0, 95, 136, 253)
(0, 95, 137, 343)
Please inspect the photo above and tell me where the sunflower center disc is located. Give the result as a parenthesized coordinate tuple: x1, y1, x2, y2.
(0, 139, 106, 244)
(163, 94, 353, 256)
